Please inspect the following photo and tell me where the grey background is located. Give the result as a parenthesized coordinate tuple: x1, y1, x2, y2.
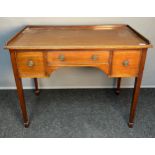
(0, 17, 155, 89)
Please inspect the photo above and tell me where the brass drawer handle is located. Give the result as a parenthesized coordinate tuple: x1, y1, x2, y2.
(122, 60, 129, 67)
(91, 55, 98, 61)
(58, 54, 65, 61)
(27, 60, 35, 67)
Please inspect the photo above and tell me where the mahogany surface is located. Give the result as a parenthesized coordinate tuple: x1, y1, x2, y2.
(5, 25, 152, 128)
(6, 25, 151, 50)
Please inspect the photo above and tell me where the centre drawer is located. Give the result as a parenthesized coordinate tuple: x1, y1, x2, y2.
(47, 51, 110, 65)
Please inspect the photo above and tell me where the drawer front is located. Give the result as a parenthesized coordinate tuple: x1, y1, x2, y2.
(111, 50, 141, 77)
(47, 51, 110, 65)
(16, 52, 46, 78)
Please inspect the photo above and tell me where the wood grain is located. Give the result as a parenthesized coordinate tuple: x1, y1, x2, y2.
(110, 50, 141, 77)
(5, 25, 152, 50)
(47, 51, 110, 65)
(16, 52, 46, 78)
(10, 50, 29, 127)
(5, 25, 152, 128)
(15, 50, 143, 78)
(128, 49, 148, 128)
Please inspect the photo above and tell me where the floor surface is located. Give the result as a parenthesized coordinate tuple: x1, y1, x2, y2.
(0, 89, 155, 138)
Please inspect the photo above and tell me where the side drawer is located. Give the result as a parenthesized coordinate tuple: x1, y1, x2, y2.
(111, 50, 141, 77)
(16, 52, 46, 78)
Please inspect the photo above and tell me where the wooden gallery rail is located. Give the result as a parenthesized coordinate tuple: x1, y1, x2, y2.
(5, 25, 152, 128)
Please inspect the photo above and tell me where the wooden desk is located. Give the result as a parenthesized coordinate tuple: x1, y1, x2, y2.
(5, 25, 152, 128)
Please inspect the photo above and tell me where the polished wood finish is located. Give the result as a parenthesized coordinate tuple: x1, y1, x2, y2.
(10, 51, 29, 127)
(128, 49, 147, 128)
(5, 25, 152, 128)
(47, 51, 110, 64)
(5, 25, 152, 50)
(47, 51, 110, 75)
(115, 78, 121, 95)
(16, 52, 46, 78)
(14, 49, 143, 78)
(111, 50, 141, 77)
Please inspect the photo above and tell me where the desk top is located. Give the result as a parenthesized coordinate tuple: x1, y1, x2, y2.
(6, 25, 152, 50)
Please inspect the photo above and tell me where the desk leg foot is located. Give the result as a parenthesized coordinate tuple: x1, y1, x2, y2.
(34, 90, 40, 96)
(115, 78, 121, 95)
(34, 78, 40, 96)
(128, 122, 134, 128)
(10, 51, 29, 128)
(128, 77, 140, 129)
(115, 89, 120, 95)
(24, 120, 30, 128)
(128, 49, 147, 128)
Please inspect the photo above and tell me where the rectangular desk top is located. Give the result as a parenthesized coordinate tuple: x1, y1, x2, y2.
(5, 25, 152, 128)
(6, 24, 152, 50)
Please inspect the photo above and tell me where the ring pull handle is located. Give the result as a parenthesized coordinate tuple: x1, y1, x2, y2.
(58, 54, 65, 61)
(91, 55, 98, 61)
(122, 60, 129, 67)
(27, 60, 35, 67)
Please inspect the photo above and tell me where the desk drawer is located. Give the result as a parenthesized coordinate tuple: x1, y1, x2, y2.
(47, 51, 110, 65)
(111, 50, 141, 77)
(16, 52, 46, 78)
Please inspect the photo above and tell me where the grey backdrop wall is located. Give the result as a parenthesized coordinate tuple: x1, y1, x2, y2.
(0, 17, 155, 89)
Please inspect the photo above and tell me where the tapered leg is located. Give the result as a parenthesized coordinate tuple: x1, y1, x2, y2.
(34, 78, 40, 96)
(10, 51, 29, 128)
(128, 49, 147, 128)
(128, 77, 141, 128)
(115, 78, 121, 95)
